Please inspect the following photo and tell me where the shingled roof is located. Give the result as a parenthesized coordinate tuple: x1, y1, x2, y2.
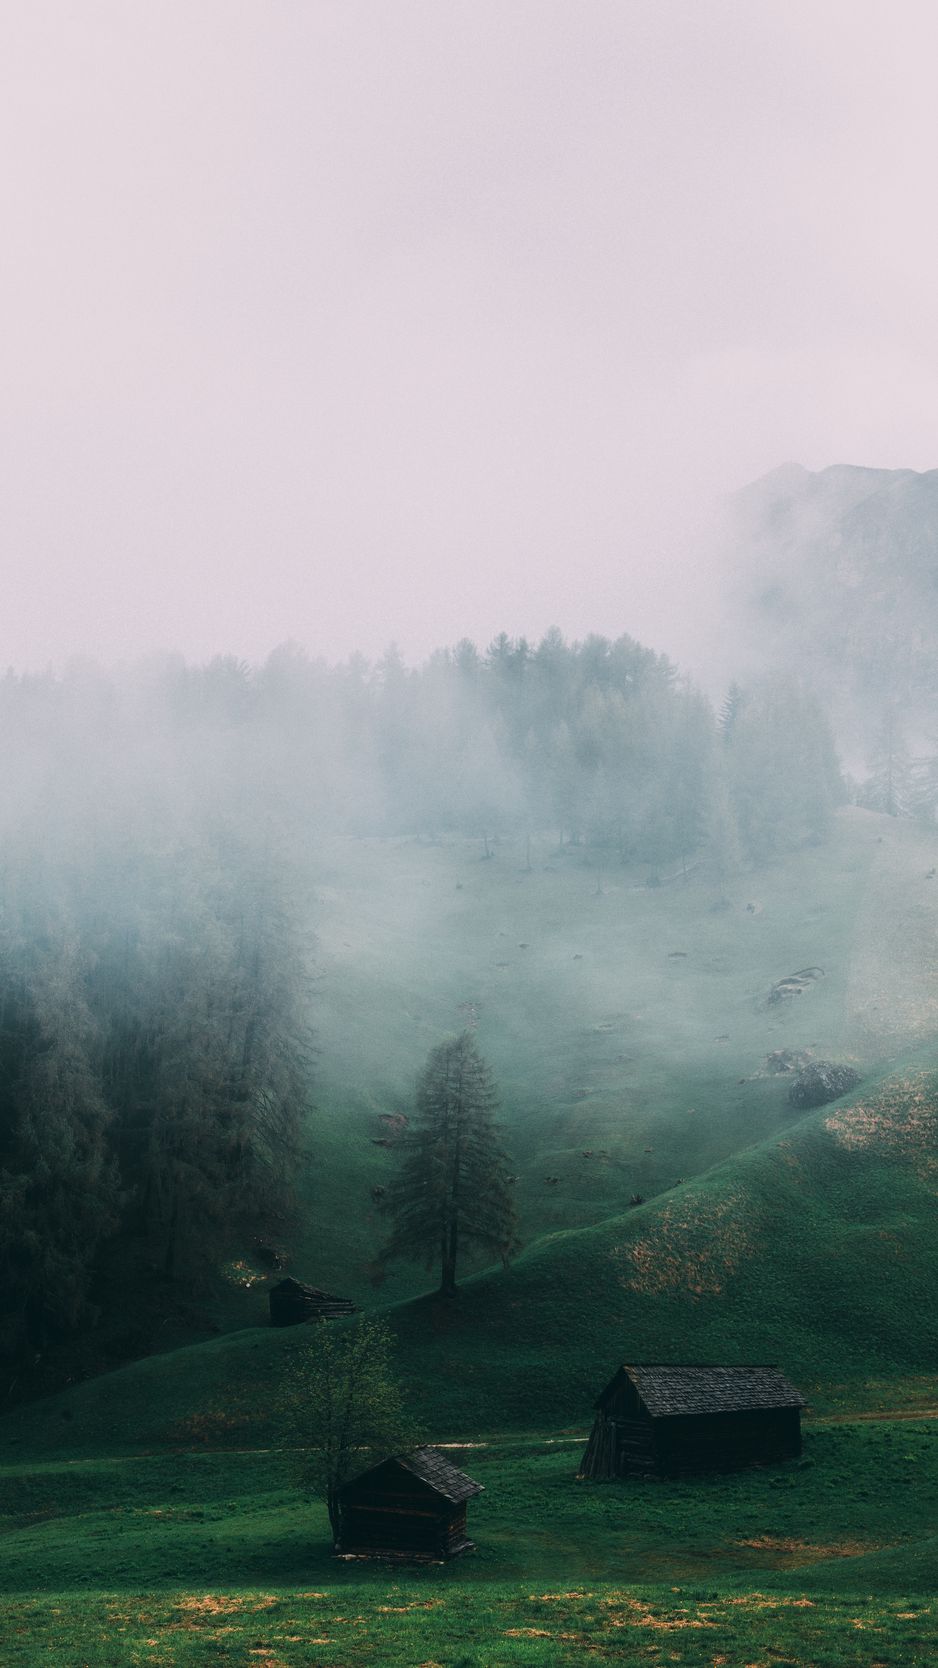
(600, 1364, 807, 1417)
(394, 1448, 484, 1502)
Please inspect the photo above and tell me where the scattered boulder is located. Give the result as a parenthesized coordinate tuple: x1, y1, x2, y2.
(764, 967, 825, 1006)
(764, 1048, 815, 1075)
(628, 1193, 645, 1207)
(787, 1060, 862, 1110)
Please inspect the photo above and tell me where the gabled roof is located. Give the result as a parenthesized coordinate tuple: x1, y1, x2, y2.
(342, 1447, 483, 1503)
(396, 1447, 484, 1502)
(598, 1363, 807, 1417)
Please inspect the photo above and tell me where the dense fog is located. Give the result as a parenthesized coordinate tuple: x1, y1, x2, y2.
(0, 604, 873, 1376)
(7, 443, 938, 1384)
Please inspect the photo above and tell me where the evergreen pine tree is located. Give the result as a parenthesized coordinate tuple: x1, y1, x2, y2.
(719, 682, 745, 741)
(911, 748, 938, 823)
(859, 707, 912, 817)
(380, 1032, 518, 1297)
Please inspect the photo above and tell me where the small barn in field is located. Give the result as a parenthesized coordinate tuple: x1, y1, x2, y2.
(268, 1278, 355, 1326)
(578, 1363, 806, 1479)
(336, 1448, 483, 1561)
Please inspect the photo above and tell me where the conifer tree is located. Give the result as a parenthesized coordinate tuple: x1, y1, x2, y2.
(911, 748, 938, 824)
(859, 706, 912, 818)
(380, 1032, 519, 1297)
(0, 934, 120, 1363)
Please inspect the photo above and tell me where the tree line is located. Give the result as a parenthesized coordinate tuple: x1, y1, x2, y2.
(0, 827, 312, 1378)
(0, 629, 845, 1380)
(0, 634, 843, 873)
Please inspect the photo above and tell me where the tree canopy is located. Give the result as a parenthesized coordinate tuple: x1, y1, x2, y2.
(380, 1031, 519, 1297)
(285, 1316, 417, 1543)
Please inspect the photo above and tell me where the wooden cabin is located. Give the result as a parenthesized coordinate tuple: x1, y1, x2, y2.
(268, 1277, 355, 1326)
(336, 1448, 483, 1561)
(579, 1363, 806, 1479)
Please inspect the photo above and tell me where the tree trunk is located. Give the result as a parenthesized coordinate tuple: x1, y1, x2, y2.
(441, 1105, 461, 1296)
(163, 1192, 179, 1278)
(440, 1211, 458, 1295)
(327, 1484, 341, 1547)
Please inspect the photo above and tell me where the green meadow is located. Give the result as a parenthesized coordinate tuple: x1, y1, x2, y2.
(4, 1425, 938, 1664)
(5, 805, 938, 1663)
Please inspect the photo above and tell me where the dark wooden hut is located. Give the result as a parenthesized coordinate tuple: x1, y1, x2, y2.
(268, 1277, 355, 1326)
(578, 1363, 806, 1479)
(336, 1448, 483, 1561)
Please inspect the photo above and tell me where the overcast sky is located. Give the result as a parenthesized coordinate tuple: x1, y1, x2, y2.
(2, 1, 936, 672)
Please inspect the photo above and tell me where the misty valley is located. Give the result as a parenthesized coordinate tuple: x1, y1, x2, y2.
(5, 465, 938, 1665)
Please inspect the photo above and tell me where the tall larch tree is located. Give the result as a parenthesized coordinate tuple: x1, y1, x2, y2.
(380, 1031, 518, 1297)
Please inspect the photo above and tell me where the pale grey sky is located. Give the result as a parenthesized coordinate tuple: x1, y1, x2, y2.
(2, 1, 937, 671)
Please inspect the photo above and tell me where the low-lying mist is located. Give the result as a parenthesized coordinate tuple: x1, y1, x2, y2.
(0, 615, 932, 1397)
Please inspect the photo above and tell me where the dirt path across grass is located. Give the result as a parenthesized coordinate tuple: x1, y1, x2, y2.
(813, 1407, 938, 1423)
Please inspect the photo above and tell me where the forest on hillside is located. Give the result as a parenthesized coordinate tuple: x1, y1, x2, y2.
(0, 629, 857, 1384)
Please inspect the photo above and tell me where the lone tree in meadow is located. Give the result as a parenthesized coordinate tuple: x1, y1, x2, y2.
(286, 1316, 417, 1545)
(380, 1031, 519, 1297)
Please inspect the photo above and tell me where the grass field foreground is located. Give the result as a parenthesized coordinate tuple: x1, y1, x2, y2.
(3, 1422, 938, 1663)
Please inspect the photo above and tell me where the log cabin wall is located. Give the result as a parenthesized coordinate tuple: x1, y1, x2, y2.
(339, 1500, 449, 1557)
(268, 1279, 355, 1325)
(613, 1417, 657, 1476)
(579, 1367, 805, 1479)
(654, 1406, 802, 1474)
(441, 1505, 473, 1558)
(337, 1459, 479, 1559)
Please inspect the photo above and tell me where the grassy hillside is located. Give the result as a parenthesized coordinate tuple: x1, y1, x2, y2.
(390, 1047, 938, 1433)
(8, 1035, 938, 1461)
(253, 804, 938, 1314)
(34, 801, 926, 1382)
(6, 808, 938, 1667)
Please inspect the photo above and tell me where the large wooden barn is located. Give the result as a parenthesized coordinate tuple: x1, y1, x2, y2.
(268, 1278, 355, 1326)
(578, 1363, 806, 1479)
(336, 1448, 483, 1561)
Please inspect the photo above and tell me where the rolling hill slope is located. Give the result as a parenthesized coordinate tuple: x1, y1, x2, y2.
(280, 803, 938, 1306)
(7, 1037, 938, 1458)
